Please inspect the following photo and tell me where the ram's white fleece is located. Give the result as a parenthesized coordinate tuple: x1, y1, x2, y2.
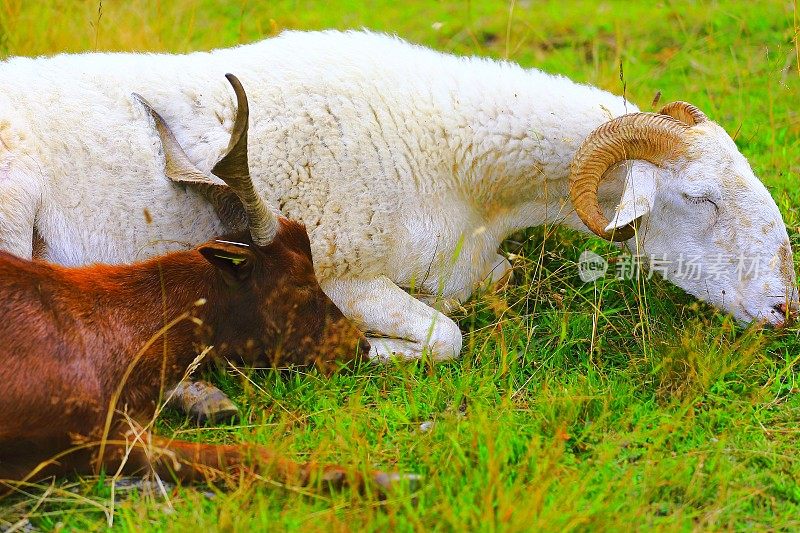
(0, 30, 794, 360)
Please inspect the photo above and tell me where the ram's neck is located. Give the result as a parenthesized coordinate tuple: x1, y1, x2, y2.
(448, 65, 638, 236)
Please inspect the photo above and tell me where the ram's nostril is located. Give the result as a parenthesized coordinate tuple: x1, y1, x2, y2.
(773, 303, 788, 317)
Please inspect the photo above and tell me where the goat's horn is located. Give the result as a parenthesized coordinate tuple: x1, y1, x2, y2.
(211, 74, 278, 246)
(569, 113, 690, 241)
(659, 101, 707, 126)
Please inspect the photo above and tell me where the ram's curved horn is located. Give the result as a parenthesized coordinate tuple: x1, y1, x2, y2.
(134, 74, 277, 245)
(659, 101, 707, 126)
(569, 113, 690, 241)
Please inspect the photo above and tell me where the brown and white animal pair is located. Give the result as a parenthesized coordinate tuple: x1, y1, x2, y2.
(0, 31, 794, 367)
(0, 75, 399, 494)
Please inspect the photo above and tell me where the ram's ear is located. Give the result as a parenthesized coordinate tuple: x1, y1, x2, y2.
(198, 241, 255, 286)
(605, 160, 658, 233)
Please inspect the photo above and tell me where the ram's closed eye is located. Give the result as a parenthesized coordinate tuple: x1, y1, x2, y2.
(682, 193, 718, 210)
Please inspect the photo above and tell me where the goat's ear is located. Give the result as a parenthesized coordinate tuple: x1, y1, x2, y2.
(605, 160, 658, 233)
(198, 242, 255, 286)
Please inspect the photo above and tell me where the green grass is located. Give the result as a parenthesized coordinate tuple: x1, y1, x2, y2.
(3, 0, 800, 530)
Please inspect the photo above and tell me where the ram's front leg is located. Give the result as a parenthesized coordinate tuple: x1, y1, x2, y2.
(414, 253, 512, 313)
(322, 276, 463, 362)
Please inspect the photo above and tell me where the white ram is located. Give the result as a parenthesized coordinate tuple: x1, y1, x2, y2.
(0, 30, 795, 362)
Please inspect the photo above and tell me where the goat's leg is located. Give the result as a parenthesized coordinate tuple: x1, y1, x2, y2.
(413, 253, 513, 313)
(322, 276, 463, 362)
(1, 434, 417, 497)
(165, 380, 239, 425)
(120, 432, 415, 495)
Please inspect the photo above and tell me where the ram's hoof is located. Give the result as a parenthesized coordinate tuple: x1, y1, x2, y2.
(167, 380, 239, 425)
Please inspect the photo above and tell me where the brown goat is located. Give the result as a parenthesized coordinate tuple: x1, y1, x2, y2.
(0, 76, 392, 493)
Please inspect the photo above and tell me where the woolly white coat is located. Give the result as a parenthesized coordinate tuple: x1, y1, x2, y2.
(0, 31, 794, 360)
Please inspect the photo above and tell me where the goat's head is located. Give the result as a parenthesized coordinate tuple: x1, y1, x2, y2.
(570, 101, 798, 326)
(194, 224, 369, 370)
(135, 75, 369, 369)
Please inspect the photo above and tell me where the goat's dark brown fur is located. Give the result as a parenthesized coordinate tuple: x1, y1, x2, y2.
(0, 220, 377, 491)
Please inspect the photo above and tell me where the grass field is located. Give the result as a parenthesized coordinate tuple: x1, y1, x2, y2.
(2, 0, 800, 530)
